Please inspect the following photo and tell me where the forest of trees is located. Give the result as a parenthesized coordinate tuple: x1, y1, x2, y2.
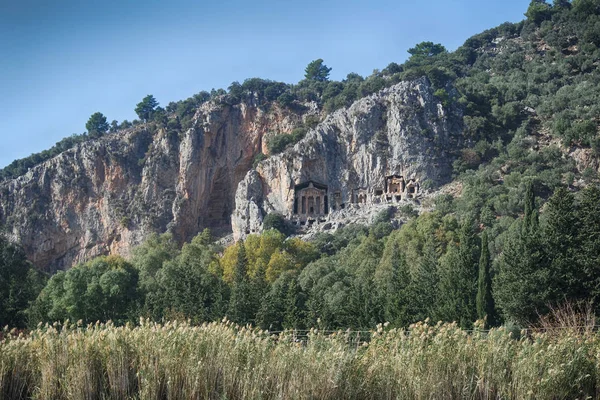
(1, 183, 600, 331)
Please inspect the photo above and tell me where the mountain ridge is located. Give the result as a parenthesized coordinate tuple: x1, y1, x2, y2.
(3, 1, 600, 272)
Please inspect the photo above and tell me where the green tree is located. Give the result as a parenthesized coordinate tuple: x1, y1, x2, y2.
(407, 42, 447, 58)
(543, 187, 583, 302)
(256, 271, 297, 330)
(495, 185, 549, 324)
(86, 112, 109, 137)
(525, 0, 552, 24)
(109, 120, 119, 133)
(578, 186, 600, 302)
(553, 0, 571, 8)
(437, 220, 479, 328)
(227, 242, 254, 324)
(476, 231, 496, 326)
(0, 236, 46, 328)
(572, 0, 600, 16)
(251, 261, 269, 317)
(132, 233, 180, 318)
(348, 235, 384, 328)
(283, 277, 305, 329)
(375, 238, 411, 327)
(263, 213, 290, 236)
(30, 256, 139, 325)
(135, 95, 159, 122)
(411, 237, 439, 322)
(153, 234, 225, 322)
(304, 59, 332, 82)
(523, 181, 539, 236)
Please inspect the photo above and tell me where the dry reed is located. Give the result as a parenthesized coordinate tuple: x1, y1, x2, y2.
(1, 319, 599, 399)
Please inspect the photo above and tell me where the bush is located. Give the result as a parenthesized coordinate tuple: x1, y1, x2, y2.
(267, 134, 293, 154)
(266, 128, 307, 155)
(262, 213, 292, 236)
(277, 92, 295, 108)
(252, 153, 267, 168)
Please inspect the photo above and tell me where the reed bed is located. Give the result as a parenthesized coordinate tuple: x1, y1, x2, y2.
(1, 319, 599, 400)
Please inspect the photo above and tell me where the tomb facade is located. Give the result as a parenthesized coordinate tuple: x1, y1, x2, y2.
(291, 175, 420, 225)
(293, 181, 329, 222)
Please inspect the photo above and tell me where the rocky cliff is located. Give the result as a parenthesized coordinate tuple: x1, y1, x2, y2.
(232, 78, 462, 240)
(0, 100, 303, 271)
(0, 78, 462, 271)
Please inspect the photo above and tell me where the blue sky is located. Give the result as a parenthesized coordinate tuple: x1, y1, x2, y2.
(0, 0, 529, 168)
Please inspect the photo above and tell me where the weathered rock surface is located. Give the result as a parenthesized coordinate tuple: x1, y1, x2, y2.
(232, 78, 462, 240)
(0, 100, 302, 271)
(0, 78, 462, 271)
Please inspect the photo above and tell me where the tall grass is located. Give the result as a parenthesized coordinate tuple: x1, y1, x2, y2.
(1, 319, 599, 399)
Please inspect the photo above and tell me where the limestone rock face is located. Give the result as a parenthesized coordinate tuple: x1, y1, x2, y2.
(0, 101, 301, 271)
(0, 78, 462, 271)
(232, 78, 462, 240)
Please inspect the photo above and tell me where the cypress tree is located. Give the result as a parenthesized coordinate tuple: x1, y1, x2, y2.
(374, 237, 410, 327)
(227, 242, 254, 325)
(523, 181, 539, 236)
(252, 261, 269, 315)
(578, 185, 600, 302)
(438, 219, 479, 328)
(495, 184, 556, 325)
(412, 237, 439, 322)
(544, 187, 582, 301)
(283, 278, 305, 329)
(476, 231, 496, 326)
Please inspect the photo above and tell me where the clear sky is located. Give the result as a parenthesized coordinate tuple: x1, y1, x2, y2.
(0, 0, 529, 168)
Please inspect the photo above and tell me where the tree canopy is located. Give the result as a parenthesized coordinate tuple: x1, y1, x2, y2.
(135, 95, 159, 122)
(304, 59, 332, 82)
(0, 235, 46, 328)
(407, 42, 447, 58)
(86, 112, 109, 138)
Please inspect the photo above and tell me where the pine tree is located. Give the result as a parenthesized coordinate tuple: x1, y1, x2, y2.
(438, 219, 479, 328)
(476, 231, 496, 326)
(349, 235, 384, 328)
(496, 183, 550, 324)
(135, 95, 159, 122)
(283, 278, 305, 329)
(256, 279, 286, 330)
(86, 112, 109, 138)
(544, 187, 583, 301)
(412, 237, 439, 322)
(251, 261, 269, 318)
(578, 185, 600, 302)
(523, 181, 539, 236)
(374, 238, 410, 327)
(304, 59, 332, 82)
(227, 242, 254, 325)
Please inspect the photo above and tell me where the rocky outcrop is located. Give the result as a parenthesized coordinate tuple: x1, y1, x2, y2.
(0, 100, 303, 271)
(0, 78, 462, 271)
(232, 78, 462, 240)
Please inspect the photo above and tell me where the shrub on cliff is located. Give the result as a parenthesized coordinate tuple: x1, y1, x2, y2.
(266, 128, 308, 155)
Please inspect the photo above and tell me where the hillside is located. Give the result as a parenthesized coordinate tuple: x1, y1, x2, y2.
(2, 2, 600, 274)
(0, 0, 600, 327)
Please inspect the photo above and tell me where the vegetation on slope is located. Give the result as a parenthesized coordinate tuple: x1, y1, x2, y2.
(1, 0, 600, 331)
(0, 183, 594, 332)
(2, 2, 600, 397)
